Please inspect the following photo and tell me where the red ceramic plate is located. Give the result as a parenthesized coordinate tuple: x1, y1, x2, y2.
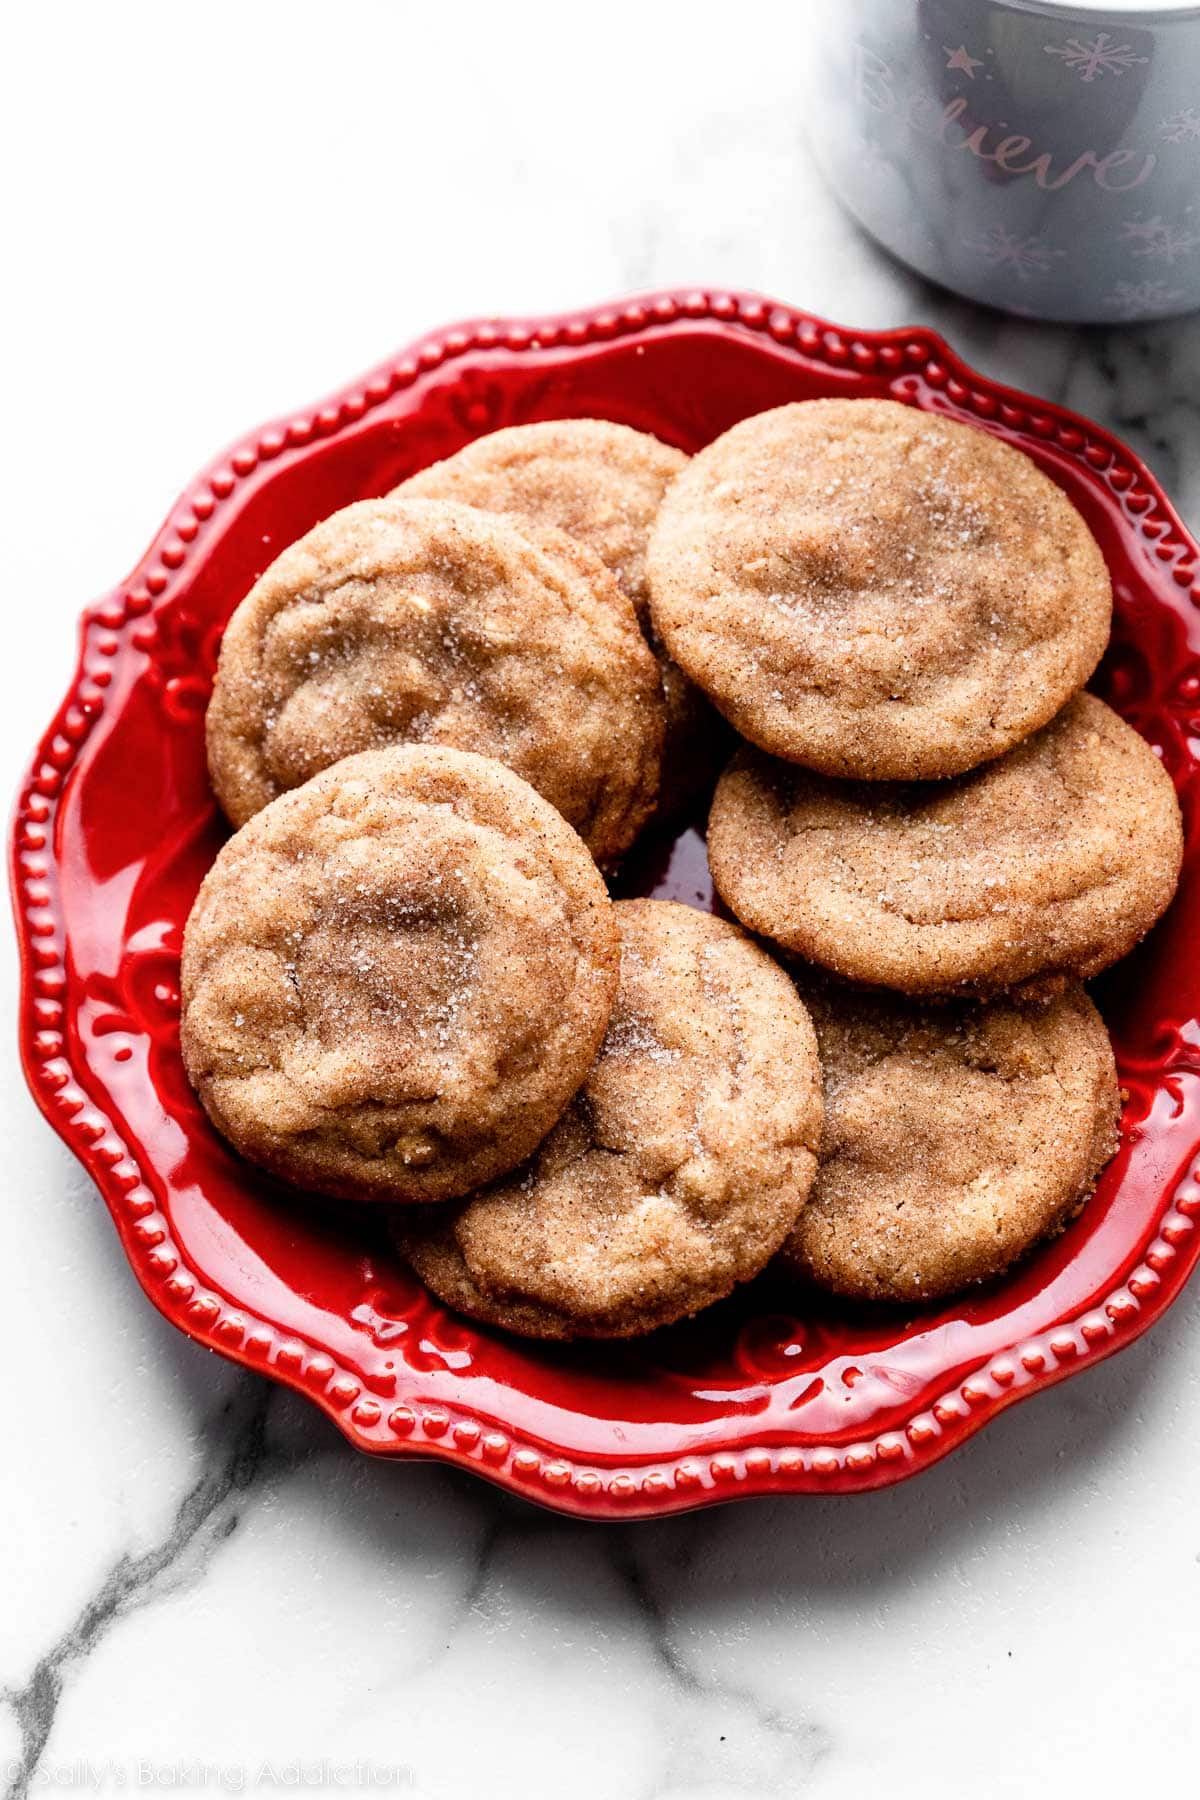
(13, 290, 1200, 1518)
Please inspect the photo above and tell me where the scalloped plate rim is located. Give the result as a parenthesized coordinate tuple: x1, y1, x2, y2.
(12, 286, 1200, 1519)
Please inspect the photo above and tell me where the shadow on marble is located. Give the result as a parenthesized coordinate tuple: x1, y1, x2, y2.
(827, 210, 1200, 520)
(22, 938, 1200, 1607)
(40, 1042, 1195, 1588)
(215, 1250, 1200, 1599)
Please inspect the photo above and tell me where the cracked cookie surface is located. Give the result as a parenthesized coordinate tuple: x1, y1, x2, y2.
(647, 399, 1112, 779)
(393, 418, 724, 824)
(394, 898, 823, 1337)
(392, 418, 686, 625)
(778, 978, 1120, 1302)
(181, 746, 619, 1204)
(708, 693, 1183, 997)
(206, 496, 664, 864)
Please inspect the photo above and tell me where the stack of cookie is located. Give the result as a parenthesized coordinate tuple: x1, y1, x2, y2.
(183, 420, 818, 1341)
(657, 400, 1182, 1303)
(180, 401, 1183, 1339)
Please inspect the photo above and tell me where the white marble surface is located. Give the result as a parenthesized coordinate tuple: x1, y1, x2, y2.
(3, 4, 1200, 1796)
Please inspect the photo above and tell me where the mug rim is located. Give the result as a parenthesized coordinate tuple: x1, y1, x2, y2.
(992, 0, 1200, 21)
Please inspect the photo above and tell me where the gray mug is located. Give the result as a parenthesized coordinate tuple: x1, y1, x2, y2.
(804, 0, 1200, 322)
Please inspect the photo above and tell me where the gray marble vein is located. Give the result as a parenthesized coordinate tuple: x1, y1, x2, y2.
(603, 1528, 835, 1797)
(1, 1382, 286, 1800)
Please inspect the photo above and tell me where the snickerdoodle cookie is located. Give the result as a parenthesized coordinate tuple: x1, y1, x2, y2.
(394, 418, 724, 822)
(778, 979, 1119, 1302)
(708, 694, 1182, 998)
(647, 399, 1112, 779)
(394, 899, 823, 1337)
(206, 497, 664, 865)
(392, 419, 687, 626)
(181, 746, 619, 1204)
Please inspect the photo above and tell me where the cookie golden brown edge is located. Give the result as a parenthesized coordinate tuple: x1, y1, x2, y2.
(392, 417, 686, 628)
(708, 693, 1183, 999)
(778, 977, 1120, 1303)
(206, 496, 665, 866)
(394, 418, 731, 826)
(394, 899, 823, 1337)
(181, 745, 619, 1204)
(648, 398, 1112, 781)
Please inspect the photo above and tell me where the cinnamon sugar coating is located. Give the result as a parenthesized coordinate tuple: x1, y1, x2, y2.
(181, 747, 619, 1204)
(647, 399, 1112, 779)
(393, 418, 725, 824)
(708, 694, 1182, 998)
(395, 900, 823, 1337)
(392, 418, 687, 626)
(206, 497, 664, 865)
(778, 979, 1119, 1302)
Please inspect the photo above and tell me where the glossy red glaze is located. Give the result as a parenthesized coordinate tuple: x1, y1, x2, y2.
(12, 291, 1200, 1518)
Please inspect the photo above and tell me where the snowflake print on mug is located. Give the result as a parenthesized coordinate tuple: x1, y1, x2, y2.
(1160, 109, 1200, 146)
(1044, 34, 1149, 82)
(1104, 279, 1185, 318)
(943, 45, 983, 79)
(1120, 217, 1200, 264)
(963, 226, 1064, 280)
